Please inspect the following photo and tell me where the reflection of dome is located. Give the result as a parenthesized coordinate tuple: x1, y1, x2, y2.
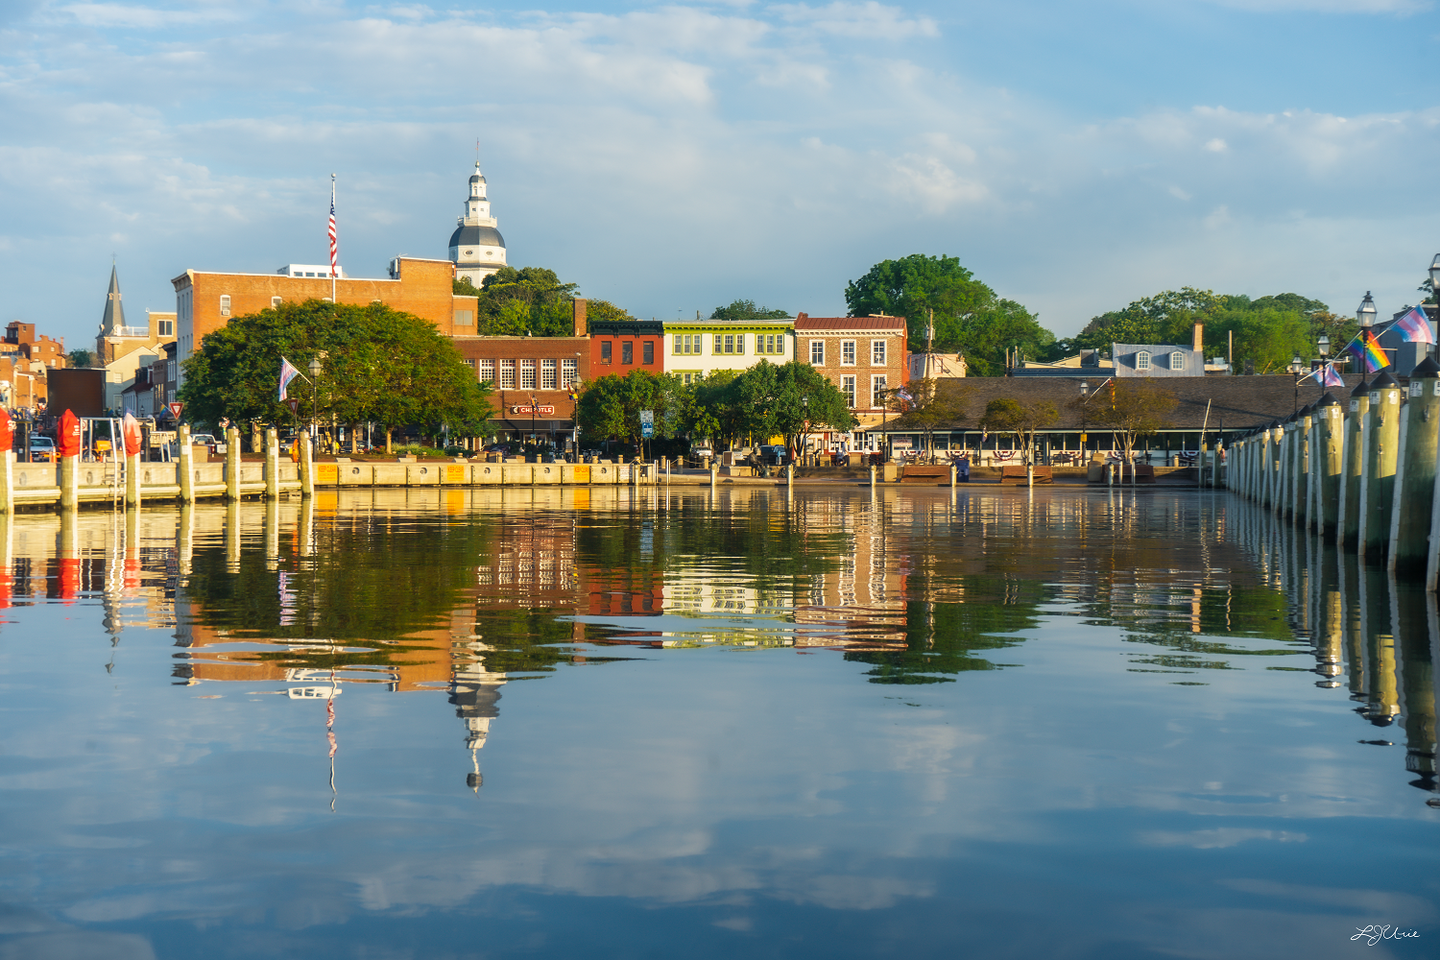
(449, 223, 506, 250)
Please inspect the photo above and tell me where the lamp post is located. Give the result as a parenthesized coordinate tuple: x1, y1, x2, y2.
(1358, 292, 1377, 386)
(308, 356, 323, 452)
(529, 392, 537, 460)
(1286, 354, 1305, 413)
(1078, 379, 1089, 459)
(1316, 333, 1330, 398)
(1428, 255, 1440, 357)
(801, 394, 809, 465)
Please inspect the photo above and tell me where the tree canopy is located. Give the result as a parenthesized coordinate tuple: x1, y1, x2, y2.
(575, 370, 684, 450)
(455, 266, 583, 336)
(1070, 288, 1352, 374)
(845, 254, 1052, 375)
(711, 299, 790, 321)
(1076, 379, 1177, 462)
(979, 397, 1057, 466)
(66, 349, 95, 368)
(179, 299, 493, 438)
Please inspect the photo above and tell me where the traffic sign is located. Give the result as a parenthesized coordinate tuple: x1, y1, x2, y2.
(168, 401, 184, 420)
(287, 398, 300, 415)
(639, 410, 654, 425)
(641, 422, 654, 439)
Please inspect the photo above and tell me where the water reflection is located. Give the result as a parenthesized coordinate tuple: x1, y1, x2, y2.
(0, 487, 1433, 804)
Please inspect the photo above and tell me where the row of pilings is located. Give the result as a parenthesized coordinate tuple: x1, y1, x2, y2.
(1227, 358, 1440, 589)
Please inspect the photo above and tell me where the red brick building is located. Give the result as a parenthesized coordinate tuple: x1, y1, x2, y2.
(794, 314, 909, 455)
(588, 314, 665, 377)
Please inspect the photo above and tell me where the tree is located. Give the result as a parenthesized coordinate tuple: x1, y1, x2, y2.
(725, 361, 856, 454)
(575, 370, 683, 452)
(886, 379, 967, 454)
(845, 254, 1051, 373)
(1077, 380, 1177, 463)
(179, 300, 493, 450)
(466, 266, 582, 336)
(711, 299, 790, 321)
(66, 349, 95, 368)
(978, 398, 1057, 466)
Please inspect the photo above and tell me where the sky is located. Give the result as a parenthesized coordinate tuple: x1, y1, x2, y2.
(1, 0, 1438, 353)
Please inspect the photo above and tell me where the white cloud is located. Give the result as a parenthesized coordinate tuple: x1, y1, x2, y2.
(770, 1, 939, 40)
(1196, 0, 1430, 12)
(48, 2, 240, 28)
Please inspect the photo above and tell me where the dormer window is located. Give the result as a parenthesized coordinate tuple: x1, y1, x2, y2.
(1136, 350, 1151, 370)
(1169, 352, 1184, 371)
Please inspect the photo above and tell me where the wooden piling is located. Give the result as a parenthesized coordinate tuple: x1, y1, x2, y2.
(1340, 383, 1369, 552)
(225, 427, 241, 502)
(1389, 357, 1440, 573)
(1362, 371, 1402, 563)
(178, 425, 194, 504)
(1314, 393, 1344, 541)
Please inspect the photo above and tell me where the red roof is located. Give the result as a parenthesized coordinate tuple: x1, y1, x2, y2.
(795, 315, 906, 332)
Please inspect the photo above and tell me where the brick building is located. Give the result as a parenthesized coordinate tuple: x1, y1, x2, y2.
(173, 256, 480, 386)
(452, 300, 590, 449)
(793, 314, 909, 455)
(96, 264, 176, 365)
(588, 314, 665, 378)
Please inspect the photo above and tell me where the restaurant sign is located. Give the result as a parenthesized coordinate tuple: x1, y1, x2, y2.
(511, 405, 556, 415)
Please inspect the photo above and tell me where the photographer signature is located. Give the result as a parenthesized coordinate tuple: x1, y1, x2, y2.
(1352, 925, 1420, 946)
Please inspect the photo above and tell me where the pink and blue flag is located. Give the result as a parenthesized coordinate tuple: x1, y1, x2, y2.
(1394, 306, 1434, 345)
(279, 357, 302, 401)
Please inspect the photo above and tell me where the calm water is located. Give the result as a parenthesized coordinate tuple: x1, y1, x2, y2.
(0, 487, 1435, 959)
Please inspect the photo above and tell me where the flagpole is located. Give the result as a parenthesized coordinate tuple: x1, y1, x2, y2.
(329, 174, 338, 304)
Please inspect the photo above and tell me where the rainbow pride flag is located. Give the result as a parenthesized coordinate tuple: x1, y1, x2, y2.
(1347, 331, 1389, 374)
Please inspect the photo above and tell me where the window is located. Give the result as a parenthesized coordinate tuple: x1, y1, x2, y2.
(561, 358, 578, 389)
(872, 375, 887, 410)
(601, 341, 612, 363)
(541, 358, 557, 389)
(1136, 350, 1151, 370)
(674, 333, 701, 355)
(454, 309, 474, 327)
(621, 342, 634, 364)
(872, 340, 886, 366)
(810, 340, 825, 365)
(841, 340, 856, 366)
(499, 359, 516, 389)
(478, 359, 496, 384)
(219, 295, 231, 317)
(713, 334, 743, 355)
(841, 375, 856, 408)
(1169, 352, 1184, 371)
(642, 341, 654, 365)
(271, 297, 282, 308)
(520, 359, 536, 389)
(756, 333, 785, 356)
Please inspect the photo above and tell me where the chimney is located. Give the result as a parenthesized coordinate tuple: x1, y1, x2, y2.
(572, 298, 588, 337)
(1192, 323, 1204, 355)
(796, 312, 808, 323)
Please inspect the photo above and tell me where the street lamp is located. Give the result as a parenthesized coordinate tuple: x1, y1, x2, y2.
(1287, 354, 1305, 413)
(1078, 379, 1089, 459)
(801, 394, 809, 465)
(308, 356, 323, 452)
(1357, 292, 1377, 387)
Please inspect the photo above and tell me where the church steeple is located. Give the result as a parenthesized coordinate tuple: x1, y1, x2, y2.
(100, 263, 125, 335)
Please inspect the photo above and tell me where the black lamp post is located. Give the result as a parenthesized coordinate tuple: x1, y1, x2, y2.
(1428, 255, 1440, 357)
(308, 355, 323, 450)
(1358, 292, 1377, 386)
(1078, 379, 1089, 458)
(1287, 354, 1304, 412)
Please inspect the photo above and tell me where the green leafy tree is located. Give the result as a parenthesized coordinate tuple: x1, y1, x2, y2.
(179, 300, 493, 450)
(575, 369, 683, 451)
(711, 299, 790, 321)
(978, 398, 1057, 466)
(66, 349, 95, 368)
(681, 370, 739, 449)
(887, 379, 967, 454)
(724, 360, 856, 453)
(845, 254, 1051, 374)
(470, 266, 581, 336)
(1077, 380, 1177, 462)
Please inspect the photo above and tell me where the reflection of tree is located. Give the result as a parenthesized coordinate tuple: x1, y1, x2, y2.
(845, 579, 1045, 684)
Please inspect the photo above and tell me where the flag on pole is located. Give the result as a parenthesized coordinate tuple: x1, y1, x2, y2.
(1322, 363, 1344, 387)
(328, 175, 338, 278)
(1394, 305, 1435, 344)
(279, 357, 302, 401)
(1347, 330, 1388, 374)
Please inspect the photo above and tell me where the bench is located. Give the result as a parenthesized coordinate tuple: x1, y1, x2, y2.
(1089, 464, 1155, 484)
(900, 465, 952, 484)
(1000, 465, 1053, 485)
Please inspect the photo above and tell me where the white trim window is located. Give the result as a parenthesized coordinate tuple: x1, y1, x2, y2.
(841, 375, 856, 407)
(270, 296, 282, 308)
(674, 334, 701, 355)
(541, 358, 557, 389)
(1136, 350, 1151, 370)
(841, 340, 856, 366)
(219, 295, 231, 317)
(499, 359, 516, 389)
(871, 340, 886, 366)
(1169, 352, 1184, 371)
(478, 359, 496, 384)
(520, 359, 537, 390)
(871, 375, 887, 410)
(560, 358, 578, 389)
(713, 334, 744, 355)
(810, 340, 824, 365)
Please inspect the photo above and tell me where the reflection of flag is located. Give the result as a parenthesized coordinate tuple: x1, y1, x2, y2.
(1394, 306, 1435, 344)
(279, 357, 301, 401)
(1347, 331, 1388, 374)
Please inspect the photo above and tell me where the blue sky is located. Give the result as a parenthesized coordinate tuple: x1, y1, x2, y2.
(2, 0, 1437, 352)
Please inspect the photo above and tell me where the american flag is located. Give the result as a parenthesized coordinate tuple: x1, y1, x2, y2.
(328, 174, 338, 277)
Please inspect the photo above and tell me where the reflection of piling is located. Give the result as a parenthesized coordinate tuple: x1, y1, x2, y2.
(1393, 579, 1436, 791)
(225, 427, 241, 502)
(1314, 394, 1343, 540)
(1390, 359, 1440, 574)
(177, 502, 193, 578)
(178, 424, 194, 504)
(264, 428, 280, 500)
(1362, 372, 1401, 564)
(225, 500, 241, 573)
(299, 435, 314, 498)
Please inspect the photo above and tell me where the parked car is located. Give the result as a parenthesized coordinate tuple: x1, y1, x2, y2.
(190, 434, 218, 455)
(759, 444, 790, 466)
(28, 436, 56, 463)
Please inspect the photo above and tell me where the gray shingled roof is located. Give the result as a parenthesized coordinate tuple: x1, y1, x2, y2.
(449, 224, 506, 249)
(881, 375, 1364, 432)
